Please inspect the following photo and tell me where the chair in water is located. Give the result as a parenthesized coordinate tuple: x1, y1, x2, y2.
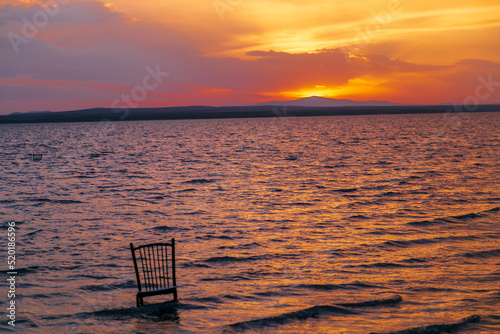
(130, 238, 178, 306)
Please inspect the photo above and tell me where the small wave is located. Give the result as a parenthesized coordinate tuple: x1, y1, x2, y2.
(356, 262, 409, 269)
(79, 280, 136, 292)
(177, 188, 197, 192)
(330, 252, 345, 257)
(25, 229, 43, 236)
(204, 255, 268, 264)
(253, 290, 293, 297)
(183, 210, 206, 215)
(196, 234, 232, 240)
(27, 197, 52, 202)
(151, 195, 167, 200)
(349, 199, 383, 206)
(333, 188, 358, 193)
(295, 283, 346, 291)
(143, 210, 169, 216)
(225, 305, 357, 332)
(0, 199, 15, 203)
(53, 199, 84, 204)
(453, 212, 483, 220)
(370, 314, 480, 334)
(182, 179, 216, 184)
(406, 218, 453, 227)
(89, 151, 113, 157)
(188, 296, 223, 304)
(180, 262, 211, 268)
(125, 175, 152, 179)
(409, 190, 428, 194)
(361, 185, 388, 191)
(408, 207, 499, 227)
(378, 191, 402, 197)
(222, 294, 254, 300)
(409, 286, 460, 293)
(181, 159, 203, 163)
(349, 214, 370, 219)
(461, 248, 500, 259)
(382, 235, 478, 249)
(401, 257, 428, 264)
(151, 225, 189, 232)
(75, 174, 95, 179)
(338, 295, 402, 308)
(270, 238, 286, 243)
(123, 187, 158, 192)
(295, 282, 381, 291)
(218, 242, 261, 250)
(485, 207, 499, 212)
(76, 302, 186, 321)
(200, 275, 251, 282)
(287, 202, 314, 206)
(325, 164, 347, 168)
(383, 240, 418, 248)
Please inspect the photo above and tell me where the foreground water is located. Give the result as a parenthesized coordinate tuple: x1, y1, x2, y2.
(0, 112, 499, 333)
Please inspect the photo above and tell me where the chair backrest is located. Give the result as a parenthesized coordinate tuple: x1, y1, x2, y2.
(130, 239, 177, 292)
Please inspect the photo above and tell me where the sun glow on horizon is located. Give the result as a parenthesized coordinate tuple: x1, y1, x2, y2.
(280, 78, 392, 100)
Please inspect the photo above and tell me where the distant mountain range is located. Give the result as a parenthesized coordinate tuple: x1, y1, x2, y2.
(253, 96, 402, 107)
(8, 110, 53, 115)
(6, 97, 401, 116)
(0, 98, 499, 124)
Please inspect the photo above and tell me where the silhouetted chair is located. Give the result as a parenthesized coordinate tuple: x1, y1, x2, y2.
(130, 238, 178, 306)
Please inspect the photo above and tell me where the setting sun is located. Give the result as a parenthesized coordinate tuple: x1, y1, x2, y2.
(281, 78, 391, 100)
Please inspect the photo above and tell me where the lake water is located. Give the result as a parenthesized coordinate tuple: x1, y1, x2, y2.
(1, 112, 499, 333)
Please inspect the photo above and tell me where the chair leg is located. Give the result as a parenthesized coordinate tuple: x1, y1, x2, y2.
(173, 289, 178, 303)
(136, 295, 143, 307)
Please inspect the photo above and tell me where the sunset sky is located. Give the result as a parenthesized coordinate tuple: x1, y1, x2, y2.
(1, 0, 500, 114)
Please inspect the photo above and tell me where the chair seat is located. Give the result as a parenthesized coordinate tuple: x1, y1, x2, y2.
(137, 286, 177, 298)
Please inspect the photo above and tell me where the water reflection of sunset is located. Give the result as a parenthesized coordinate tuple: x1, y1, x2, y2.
(3, 114, 499, 332)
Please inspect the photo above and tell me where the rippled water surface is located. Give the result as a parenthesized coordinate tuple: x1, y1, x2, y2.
(1, 112, 499, 333)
